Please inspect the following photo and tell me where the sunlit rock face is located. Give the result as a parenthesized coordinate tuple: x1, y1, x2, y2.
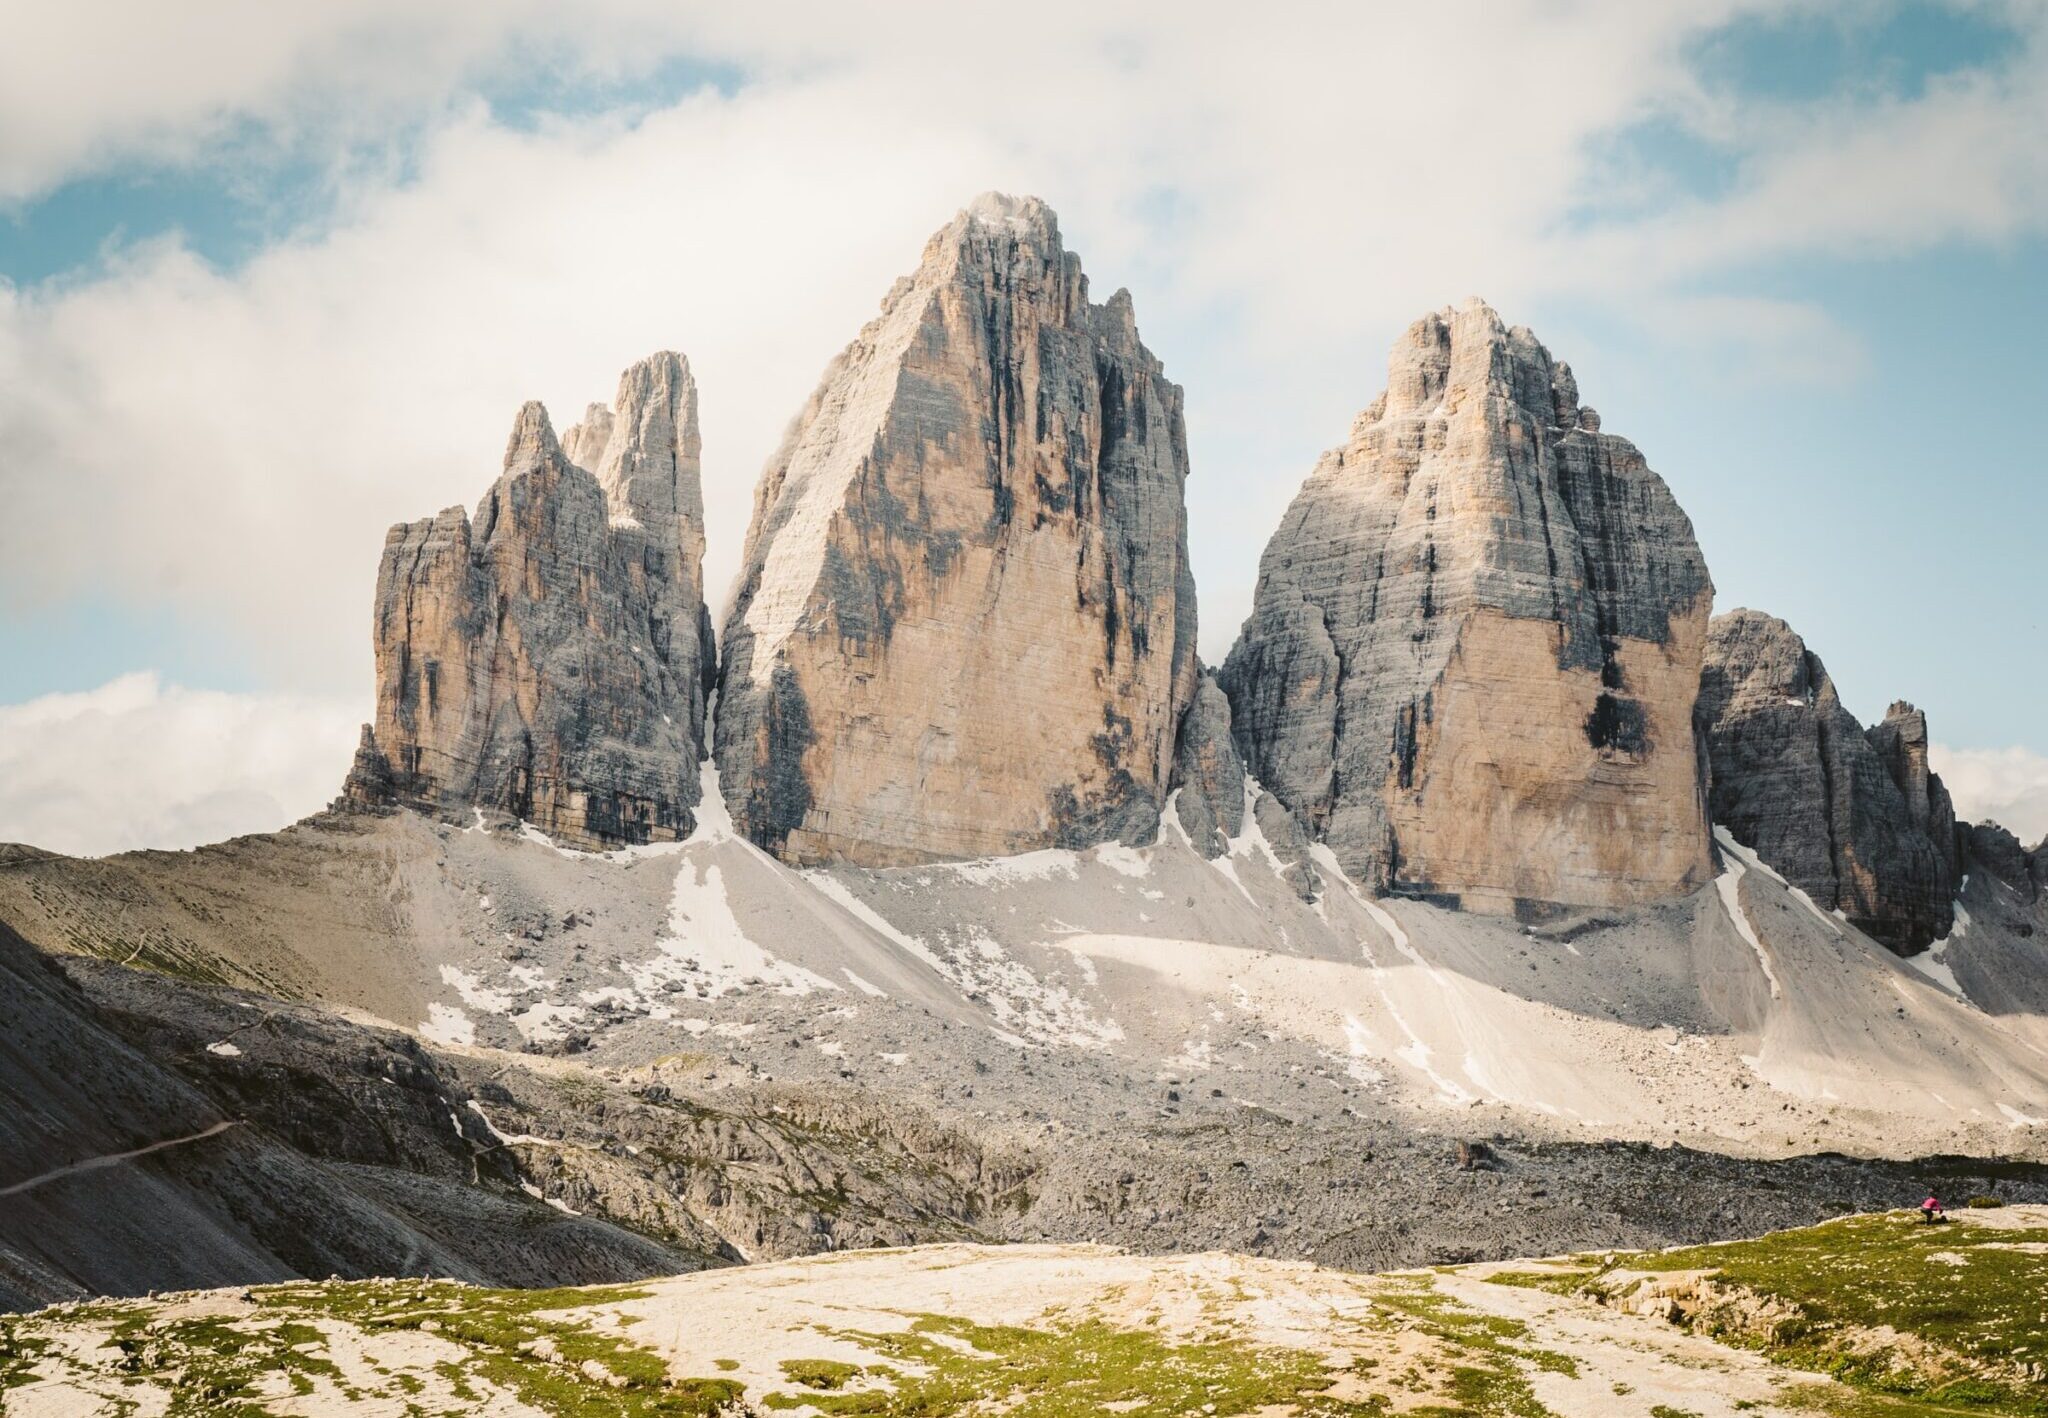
(344, 353, 712, 849)
(716, 193, 1200, 866)
(1698, 609, 1958, 953)
(1222, 300, 1715, 914)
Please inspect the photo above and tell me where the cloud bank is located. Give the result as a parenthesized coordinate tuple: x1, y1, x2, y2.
(0, 675, 358, 857)
(1933, 744, 2048, 847)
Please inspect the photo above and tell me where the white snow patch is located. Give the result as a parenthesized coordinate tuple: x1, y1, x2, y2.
(879, 1052, 909, 1066)
(1713, 827, 1783, 1001)
(1907, 904, 1972, 997)
(631, 853, 837, 1000)
(511, 1000, 583, 1044)
(1094, 841, 1150, 878)
(421, 1003, 475, 1046)
(1998, 1103, 2045, 1128)
(205, 1040, 242, 1057)
(842, 969, 887, 997)
(441, 963, 514, 1014)
(465, 1100, 560, 1149)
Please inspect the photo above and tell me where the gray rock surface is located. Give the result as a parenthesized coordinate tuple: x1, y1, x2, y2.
(344, 354, 711, 849)
(1697, 609, 1956, 952)
(1962, 822, 2038, 902)
(716, 193, 1199, 866)
(1221, 300, 1714, 913)
(1169, 672, 1245, 858)
(1866, 701, 1961, 891)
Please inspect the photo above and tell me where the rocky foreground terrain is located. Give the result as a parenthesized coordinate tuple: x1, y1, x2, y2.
(7, 1207, 2044, 1415)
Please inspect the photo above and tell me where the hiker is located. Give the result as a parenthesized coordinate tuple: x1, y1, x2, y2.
(1920, 1193, 1946, 1224)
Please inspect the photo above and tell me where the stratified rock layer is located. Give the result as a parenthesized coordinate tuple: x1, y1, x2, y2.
(344, 353, 711, 848)
(1697, 609, 1956, 952)
(1222, 300, 1714, 913)
(716, 193, 1199, 865)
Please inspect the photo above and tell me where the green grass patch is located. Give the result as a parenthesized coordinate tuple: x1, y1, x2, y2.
(755, 1311, 1381, 1416)
(1586, 1211, 2048, 1416)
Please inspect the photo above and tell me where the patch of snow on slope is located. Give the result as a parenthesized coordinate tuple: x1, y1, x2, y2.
(1210, 782, 1283, 908)
(511, 1000, 583, 1044)
(1908, 904, 1971, 997)
(1309, 844, 1477, 1105)
(842, 969, 887, 997)
(637, 856, 838, 1000)
(1713, 827, 1783, 1001)
(1094, 841, 1151, 878)
(1997, 1103, 2044, 1128)
(464, 1100, 560, 1149)
(948, 927, 1121, 1049)
(205, 1040, 242, 1057)
(421, 1003, 474, 1046)
(441, 963, 513, 1014)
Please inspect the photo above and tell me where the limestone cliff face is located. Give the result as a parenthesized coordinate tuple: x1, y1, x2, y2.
(1221, 300, 1715, 913)
(344, 353, 712, 848)
(715, 193, 1200, 866)
(1169, 672, 1245, 859)
(1697, 609, 1956, 952)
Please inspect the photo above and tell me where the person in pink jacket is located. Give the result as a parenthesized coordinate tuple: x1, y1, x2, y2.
(1920, 1194, 1946, 1223)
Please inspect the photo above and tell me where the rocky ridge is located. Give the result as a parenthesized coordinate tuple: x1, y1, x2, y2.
(1221, 299, 1715, 914)
(714, 192, 1199, 866)
(1697, 609, 1960, 952)
(344, 353, 713, 850)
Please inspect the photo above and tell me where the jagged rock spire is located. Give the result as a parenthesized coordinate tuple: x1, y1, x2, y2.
(715, 193, 1200, 865)
(344, 354, 712, 848)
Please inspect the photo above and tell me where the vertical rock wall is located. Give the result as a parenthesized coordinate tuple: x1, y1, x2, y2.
(1222, 301, 1715, 913)
(344, 354, 711, 848)
(715, 194, 1200, 865)
(1698, 609, 1957, 951)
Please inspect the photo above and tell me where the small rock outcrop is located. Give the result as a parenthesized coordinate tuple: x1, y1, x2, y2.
(1221, 300, 1715, 913)
(344, 353, 712, 848)
(1962, 822, 2038, 902)
(1170, 672, 1246, 858)
(716, 193, 1199, 866)
(1697, 609, 1956, 952)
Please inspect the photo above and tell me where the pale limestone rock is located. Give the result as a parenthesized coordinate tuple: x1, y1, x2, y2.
(344, 353, 711, 848)
(715, 193, 1199, 865)
(1222, 300, 1714, 913)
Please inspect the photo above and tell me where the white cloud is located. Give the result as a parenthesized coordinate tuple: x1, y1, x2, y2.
(0, 674, 359, 857)
(1933, 743, 2048, 847)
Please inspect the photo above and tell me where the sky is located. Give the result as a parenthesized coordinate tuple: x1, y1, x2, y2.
(1, 0, 2044, 856)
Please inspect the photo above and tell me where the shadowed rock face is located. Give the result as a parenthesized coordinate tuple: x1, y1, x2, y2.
(1697, 609, 1956, 953)
(1221, 300, 1715, 914)
(1169, 672, 1245, 858)
(343, 353, 712, 849)
(716, 193, 1200, 866)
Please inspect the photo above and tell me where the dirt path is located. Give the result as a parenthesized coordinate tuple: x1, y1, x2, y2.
(0, 1119, 241, 1198)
